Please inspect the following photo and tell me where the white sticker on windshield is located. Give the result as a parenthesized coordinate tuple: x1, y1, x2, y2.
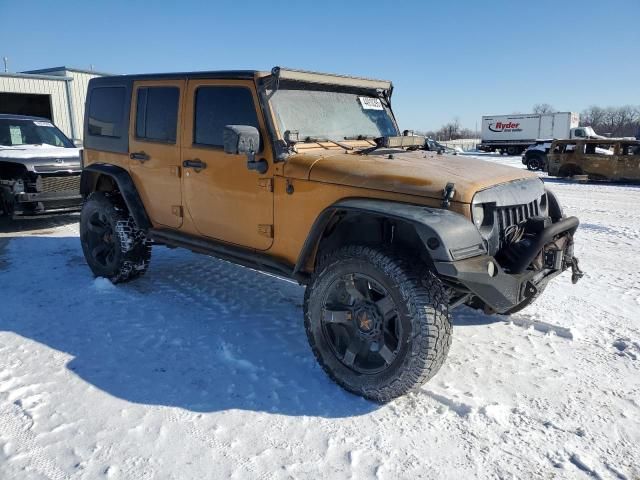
(358, 97, 384, 110)
(34, 121, 54, 127)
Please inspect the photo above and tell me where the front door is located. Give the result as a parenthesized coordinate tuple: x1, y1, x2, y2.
(129, 80, 185, 228)
(181, 79, 274, 250)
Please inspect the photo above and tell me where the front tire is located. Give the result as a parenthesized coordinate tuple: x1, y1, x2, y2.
(304, 245, 452, 402)
(526, 154, 544, 171)
(80, 192, 151, 283)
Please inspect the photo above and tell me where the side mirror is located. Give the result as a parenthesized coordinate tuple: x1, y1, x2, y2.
(223, 125, 268, 174)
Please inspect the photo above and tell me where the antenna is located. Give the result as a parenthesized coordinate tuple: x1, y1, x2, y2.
(2, 57, 7, 73)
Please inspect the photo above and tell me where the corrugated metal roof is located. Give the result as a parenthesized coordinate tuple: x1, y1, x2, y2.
(0, 72, 72, 81)
(21, 66, 110, 76)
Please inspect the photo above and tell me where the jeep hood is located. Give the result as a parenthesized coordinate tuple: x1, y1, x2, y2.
(284, 149, 539, 203)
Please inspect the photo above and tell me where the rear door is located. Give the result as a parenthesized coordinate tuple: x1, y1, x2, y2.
(129, 80, 185, 228)
(618, 143, 640, 181)
(181, 79, 274, 250)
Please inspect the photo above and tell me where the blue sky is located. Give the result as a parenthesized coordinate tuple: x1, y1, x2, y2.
(1, 0, 638, 131)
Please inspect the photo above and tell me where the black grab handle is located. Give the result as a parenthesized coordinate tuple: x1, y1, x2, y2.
(183, 159, 206, 169)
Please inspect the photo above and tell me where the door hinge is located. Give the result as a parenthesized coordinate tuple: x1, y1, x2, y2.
(258, 224, 274, 238)
(258, 178, 273, 192)
(170, 165, 181, 177)
(172, 205, 183, 217)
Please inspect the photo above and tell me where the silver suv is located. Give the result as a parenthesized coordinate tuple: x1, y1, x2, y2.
(0, 114, 82, 216)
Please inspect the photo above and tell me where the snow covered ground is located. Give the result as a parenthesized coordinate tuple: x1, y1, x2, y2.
(0, 155, 639, 479)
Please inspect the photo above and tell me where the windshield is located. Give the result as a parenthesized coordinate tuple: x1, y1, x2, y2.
(0, 118, 74, 148)
(269, 87, 398, 141)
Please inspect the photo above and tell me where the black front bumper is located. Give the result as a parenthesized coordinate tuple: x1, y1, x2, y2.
(12, 191, 82, 215)
(434, 216, 580, 313)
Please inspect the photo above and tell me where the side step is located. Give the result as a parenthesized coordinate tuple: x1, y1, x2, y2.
(147, 228, 301, 282)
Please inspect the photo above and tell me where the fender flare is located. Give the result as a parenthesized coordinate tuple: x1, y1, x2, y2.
(80, 163, 151, 230)
(294, 198, 486, 275)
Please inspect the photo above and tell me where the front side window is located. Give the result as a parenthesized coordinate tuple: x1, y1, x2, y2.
(194, 87, 259, 147)
(136, 87, 179, 143)
(269, 86, 397, 141)
(0, 119, 73, 147)
(88, 87, 125, 137)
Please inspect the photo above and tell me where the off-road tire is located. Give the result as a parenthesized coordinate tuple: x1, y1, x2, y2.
(80, 191, 151, 283)
(304, 245, 452, 402)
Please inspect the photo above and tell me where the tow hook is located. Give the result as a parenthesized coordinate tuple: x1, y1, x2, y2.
(570, 257, 584, 284)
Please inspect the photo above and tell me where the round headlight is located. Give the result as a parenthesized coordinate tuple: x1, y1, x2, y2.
(472, 203, 485, 227)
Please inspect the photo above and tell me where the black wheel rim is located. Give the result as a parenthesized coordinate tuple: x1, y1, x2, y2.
(529, 158, 539, 170)
(85, 211, 117, 268)
(321, 273, 403, 375)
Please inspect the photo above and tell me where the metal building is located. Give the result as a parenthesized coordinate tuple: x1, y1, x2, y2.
(0, 67, 107, 142)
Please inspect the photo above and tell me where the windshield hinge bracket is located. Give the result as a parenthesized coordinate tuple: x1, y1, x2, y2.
(442, 183, 455, 209)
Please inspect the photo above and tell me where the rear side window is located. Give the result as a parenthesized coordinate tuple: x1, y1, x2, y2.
(88, 87, 125, 137)
(194, 87, 259, 147)
(136, 87, 179, 143)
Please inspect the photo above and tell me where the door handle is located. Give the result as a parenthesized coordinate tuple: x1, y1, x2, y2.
(183, 159, 207, 170)
(130, 151, 150, 162)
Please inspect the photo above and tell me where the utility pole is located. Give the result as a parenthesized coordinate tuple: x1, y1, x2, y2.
(2, 57, 7, 73)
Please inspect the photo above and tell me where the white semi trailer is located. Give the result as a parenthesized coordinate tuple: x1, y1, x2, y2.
(478, 112, 599, 155)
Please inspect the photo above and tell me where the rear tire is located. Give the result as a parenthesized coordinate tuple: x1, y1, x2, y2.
(80, 192, 151, 283)
(304, 245, 452, 402)
(558, 164, 582, 178)
(506, 146, 518, 156)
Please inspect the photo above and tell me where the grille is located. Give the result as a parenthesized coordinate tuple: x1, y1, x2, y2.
(496, 200, 539, 246)
(39, 175, 81, 193)
(34, 164, 79, 173)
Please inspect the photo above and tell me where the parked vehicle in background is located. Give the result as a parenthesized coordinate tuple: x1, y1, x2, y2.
(79, 67, 583, 402)
(522, 140, 551, 171)
(523, 139, 616, 171)
(423, 138, 458, 155)
(0, 114, 82, 217)
(546, 139, 640, 181)
(478, 112, 602, 156)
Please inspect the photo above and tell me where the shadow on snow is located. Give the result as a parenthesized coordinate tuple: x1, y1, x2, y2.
(0, 234, 498, 419)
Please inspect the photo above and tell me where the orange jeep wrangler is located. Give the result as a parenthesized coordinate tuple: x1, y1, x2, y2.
(79, 67, 583, 401)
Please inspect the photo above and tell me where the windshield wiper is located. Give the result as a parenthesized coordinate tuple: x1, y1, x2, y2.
(343, 134, 376, 141)
(302, 137, 355, 150)
(354, 135, 426, 155)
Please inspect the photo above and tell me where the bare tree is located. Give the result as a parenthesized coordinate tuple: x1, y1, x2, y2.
(532, 103, 556, 114)
(582, 106, 606, 128)
(581, 104, 640, 137)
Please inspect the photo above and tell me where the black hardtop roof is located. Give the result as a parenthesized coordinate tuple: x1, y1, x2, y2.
(90, 70, 259, 84)
(0, 113, 50, 122)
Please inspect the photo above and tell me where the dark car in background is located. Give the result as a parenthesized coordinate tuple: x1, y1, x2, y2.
(0, 114, 82, 217)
